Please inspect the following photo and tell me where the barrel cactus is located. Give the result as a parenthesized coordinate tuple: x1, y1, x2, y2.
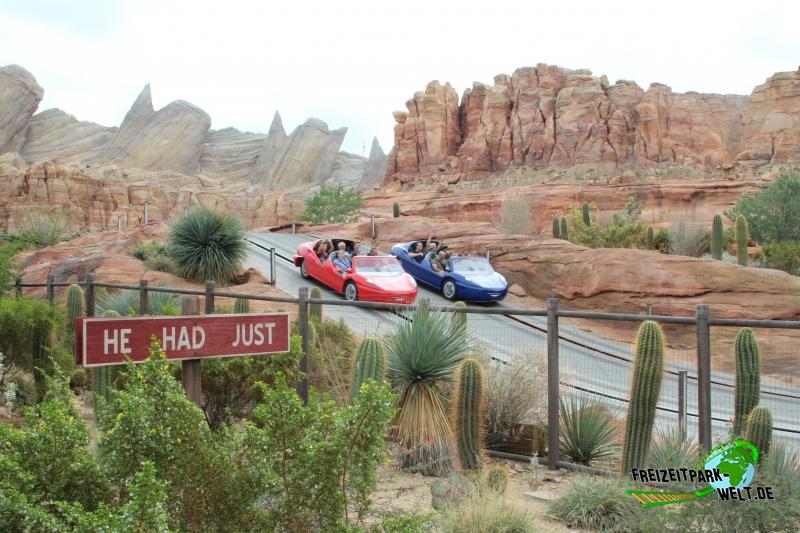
(310, 287, 323, 321)
(735, 215, 749, 266)
(233, 297, 250, 314)
(351, 337, 385, 400)
(582, 202, 591, 226)
(646, 226, 654, 250)
(455, 358, 485, 471)
(622, 320, 665, 473)
(552, 217, 560, 239)
(733, 328, 760, 436)
(452, 301, 467, 336)
(560, 217, 569, 241)
(102, 309, 121, 318)
(66, 284, 84, 333)
(70, 368, 88, 389)
(393, 202, 400, 218)
(711, 214, 723, 260)
(745, 406, 772, 460)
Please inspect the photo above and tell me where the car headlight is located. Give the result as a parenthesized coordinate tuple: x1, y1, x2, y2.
(366, 279, 381, 288)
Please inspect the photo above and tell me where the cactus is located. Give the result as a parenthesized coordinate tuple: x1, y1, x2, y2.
(430, 471, 473, 511)
(733, 328, 760, 436)
(552, 216, 560, 239)
(646, 226, 654, 250)
(393, 202, 400, 218)
(736, 215, 749, 266)
(455, 358, 485, 471)
(560, 217, 568, 241)
(92, 366, 118, 406)
(66, 284, 84, 333)
(233, 297, 250, 314)
(711, 214, 723, 260)
(350, 337, 385, 400)
(622, 320, 664, 473)
(485, 464, 509, 494)
(102, 309, 121, 318)
(452, 301, 467, 336)
(310, 287, 323, 321)
(745, 406, 772, 460)
(31, 323, 48, 394)
(307, 319, 318, 347)
(582, 202, 591, 226)
(70, 368, 88, 389)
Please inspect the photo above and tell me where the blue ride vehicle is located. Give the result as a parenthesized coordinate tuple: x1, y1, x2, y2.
(391, 240, 508, 302)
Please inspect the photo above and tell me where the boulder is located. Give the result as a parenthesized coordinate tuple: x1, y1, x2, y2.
(0, 65, 44, 154)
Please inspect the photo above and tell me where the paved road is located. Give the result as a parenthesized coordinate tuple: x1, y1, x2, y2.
(245, 231, 800, 448)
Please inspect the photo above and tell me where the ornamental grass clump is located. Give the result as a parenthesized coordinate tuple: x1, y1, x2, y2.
(167, 207, 245, 283)
(559, 396, 618, 466)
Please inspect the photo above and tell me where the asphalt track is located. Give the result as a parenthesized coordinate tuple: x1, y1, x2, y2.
(245, 231, 800, 449)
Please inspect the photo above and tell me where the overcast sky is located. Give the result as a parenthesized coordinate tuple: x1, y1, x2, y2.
(1, 0, 798, 156)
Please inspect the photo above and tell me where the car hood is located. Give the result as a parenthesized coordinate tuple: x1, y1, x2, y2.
(453, 272, 507, 289)
(360, 274, 416, 290)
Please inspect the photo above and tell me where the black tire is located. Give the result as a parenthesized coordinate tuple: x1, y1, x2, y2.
(300, 260, 310, 279)
(441, 279, 457, 300)
(344, 282, 358, 301)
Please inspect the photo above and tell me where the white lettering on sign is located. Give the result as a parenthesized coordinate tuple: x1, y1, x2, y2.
(103, 328, 132, 355)
(162, 326, 206, 351)
(233, 322, 276, 347)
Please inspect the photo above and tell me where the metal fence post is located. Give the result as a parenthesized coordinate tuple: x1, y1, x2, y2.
(370, 215, 376, 239)
(144, 202, 149, 224)
(547, 297, 560, 470)
(139, 279, 149, 315)
(292, 223, 296, 234)
(696, 304, 712, 451)
(297, 287, 310, 404)
(15, 276, 21, 298)
(270, 247, 277, 286)
(181, 295, 202, 406)
(678, 370, 688, 442)
(85, 273, 95, 317)
(647, 304, 653, 316)
(46, 274, 54, 305)
(118, 215, 123, 232)
(205, 281, 215, 314)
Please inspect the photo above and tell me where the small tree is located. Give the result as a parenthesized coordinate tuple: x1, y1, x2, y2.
(726, 173, 800, 243)
(301, 185, 364, 224)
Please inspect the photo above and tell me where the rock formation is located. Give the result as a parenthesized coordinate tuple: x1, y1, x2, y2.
(0, 65, 44, 154)
(362, 137, 388, 189)
(20, 109, 115, 163)
(387, 65, 800, 182)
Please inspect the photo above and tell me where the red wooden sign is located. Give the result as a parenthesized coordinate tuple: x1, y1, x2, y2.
(76, 313, 290, 367)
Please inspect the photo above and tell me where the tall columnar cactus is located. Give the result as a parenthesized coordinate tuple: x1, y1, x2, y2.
(452, 301, 467, 336)
(582, 202, 591, 226)
(736, 215, 749, 266)
(393, 202, 400, 218)
(745, 406, 772, 460)
(234, 297, 250, 314)
(552, 217, 560, 239)
(351, 337, 385, 400)
(711, 214, 723, 260)
(66, 284, 84, 333)
(622, 320, 665, 473)
(560, 217, 569, 241)
(733, 328, 760, 436)
(31, 323, 48, 393)
(455, 358, 485, 471)
(310, 287, 323, 321)
(92, 366, 118, 406)
(307, 319, 318, 347)
(646, 226, 654, 250)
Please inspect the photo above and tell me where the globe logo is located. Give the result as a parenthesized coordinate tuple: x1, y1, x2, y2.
(703, 440, 758, 492)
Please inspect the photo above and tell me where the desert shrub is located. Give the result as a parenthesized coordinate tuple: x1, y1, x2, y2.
(652, 227, 670, 253)
(133, 241, 176, 274)
(726, 173, 800, 243)
(484, 351, 547, 449)
(8, 371, 38, 407)
(243, 375, 395, 531)
(96, 287, 180, 316)
(700, 250, 738, 264)
(567, 205, 648, 249)
(758, 241, 800, 275)
(11, 209, 69, 248)
(647, 426, 699, 472)
(0, 240, 25, 296)
(369, 512, 435, 532)
(167, 207, 246, 283)
(559, 395, 619, 466)
(548, 475, 643, 531)
(669, 218, 708, 257)
(0, 297, 66, 374)
(311, 317, 357, 404)
(438, 492, 537, 533)
(497, 195, 532, 235)
(301, 184, 364, 224)
(201, 335, 302, 430)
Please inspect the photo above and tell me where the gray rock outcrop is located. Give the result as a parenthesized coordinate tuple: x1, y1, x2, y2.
(361, 137, 388, 189)
(21, 109, 115, 162)
(0, 65, 44, 154)
(200, 127, 266, 181)
(329, 151, 368, 188)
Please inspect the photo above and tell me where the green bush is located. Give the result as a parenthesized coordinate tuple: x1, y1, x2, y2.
(758, 241, 800, 275)
(96, 287, 180, 316)
(370, 512, 434, 532)
(566, 205, 648, 249)
(548, 475, 643, 531)
(301, 184, 364, 224)
(0, 240, 24, 296)
(726, 173, 800, 243)
(0, 297, 66, 375)
(133, 241, 176, 274)
(11, 209, 68, 248)
(559, 396, 618, 466)
(439, 492, 536, 533)
(167, 207, 246, 283)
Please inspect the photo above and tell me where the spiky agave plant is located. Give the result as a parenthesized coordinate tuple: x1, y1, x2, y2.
(96, 288, 180, 316)
(385, 305, 475, 476)
(167, 207, 245, 283)
(559, 396, 618, 466)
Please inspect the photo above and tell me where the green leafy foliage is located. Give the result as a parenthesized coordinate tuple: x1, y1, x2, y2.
(167, 207, 246, 283)
(301, 184, 364, 224)
(96, 287, 180, 317)
(307, 317, 357, 404)
(566, 204, 648, 249)
(384, 305, 475, 475)
(548, 475, 643, 531)
(559, 396, 618, 466)
(758, 241, 800, 275)
(0, 240, 25, 296)
(0, 297, 66, 375)
(726, 173, 800, 243)
(133, 240, 176, 274)
(10, 209, 69, 248)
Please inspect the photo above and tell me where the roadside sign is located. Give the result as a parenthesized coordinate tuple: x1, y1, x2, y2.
(76, 313, 290, 367)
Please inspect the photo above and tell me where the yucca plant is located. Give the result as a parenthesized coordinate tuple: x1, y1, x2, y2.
(559, 396, 618, 466)
(167, 207, 245, 283)
(385, 305, 475, 475)
(648, 426, 700, 478)
(96, 287, 180, 316)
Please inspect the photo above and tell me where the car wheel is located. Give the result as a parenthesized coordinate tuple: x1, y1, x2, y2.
(442, 279, 457, 300)
(344, 282, 358, 301)
(300, 260, 310, 279)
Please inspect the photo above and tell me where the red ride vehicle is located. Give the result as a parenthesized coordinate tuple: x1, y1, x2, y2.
(293, 238, 418, 303)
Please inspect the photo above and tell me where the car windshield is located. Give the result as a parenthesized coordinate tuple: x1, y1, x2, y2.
(355, 256, 404, 275)
(451, 257, 495, 274)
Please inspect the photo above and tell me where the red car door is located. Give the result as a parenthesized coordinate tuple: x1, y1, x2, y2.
(319, 256, 347, 293)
